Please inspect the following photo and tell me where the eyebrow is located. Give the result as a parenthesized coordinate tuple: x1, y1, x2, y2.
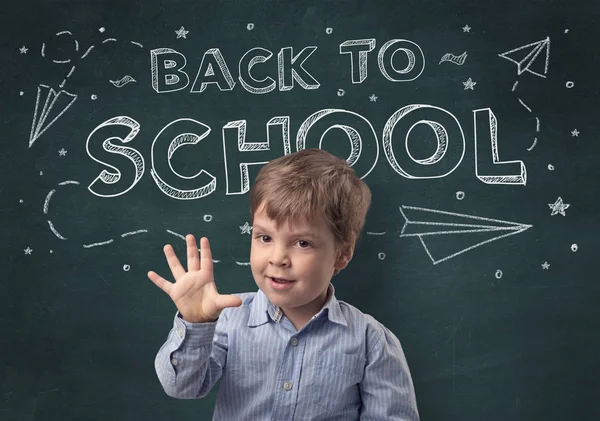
(252, 224, 320, 238)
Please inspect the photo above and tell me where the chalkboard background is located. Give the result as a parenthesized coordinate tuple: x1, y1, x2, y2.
(1, 0, 599, 420)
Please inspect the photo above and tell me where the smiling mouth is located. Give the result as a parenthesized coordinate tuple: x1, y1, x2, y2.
(269, 277, 294, 283)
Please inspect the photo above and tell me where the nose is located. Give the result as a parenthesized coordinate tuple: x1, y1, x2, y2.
(269, 244, 290, 267)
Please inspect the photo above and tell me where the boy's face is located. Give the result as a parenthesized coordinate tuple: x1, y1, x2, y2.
(250, 204, 352, 327)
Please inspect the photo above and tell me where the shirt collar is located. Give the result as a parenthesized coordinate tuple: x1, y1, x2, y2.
(248, 283, 347, 327)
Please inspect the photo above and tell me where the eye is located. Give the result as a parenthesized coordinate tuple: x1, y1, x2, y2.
(297, 240, 311, 248)
(257, 235, 271, 243)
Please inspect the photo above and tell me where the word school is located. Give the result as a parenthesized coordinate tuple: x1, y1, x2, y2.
(86, 106, 526, 199)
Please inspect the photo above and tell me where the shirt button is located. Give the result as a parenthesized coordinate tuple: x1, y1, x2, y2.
(290, 338, 299, 347)
(177, 328, 184, 338)
(283, 382, 293, 391)
(171, 358, 178, 366)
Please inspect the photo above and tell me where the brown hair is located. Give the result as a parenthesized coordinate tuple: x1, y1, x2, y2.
(249, 148, 371, 250)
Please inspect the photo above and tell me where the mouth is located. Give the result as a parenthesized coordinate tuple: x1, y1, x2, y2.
(268, 276, 295, 284)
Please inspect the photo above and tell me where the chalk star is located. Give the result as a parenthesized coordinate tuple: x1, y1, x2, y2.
(369, 94, 378, 102)
(239, 222, 253, 234)
(463, 77, 476, 90)
(462, 25, 471, 33)
(24, 247, 33, 255)
(175, 26, 189, 39)
(58, 148, 67, 156)
(571, 129, 579, 137)
(541, 261, 550, 270)
(548, 197, 570, 216)
(19, 46, 28, 54)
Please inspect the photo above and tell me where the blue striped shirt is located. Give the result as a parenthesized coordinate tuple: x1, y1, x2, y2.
(154, 284, 419, 420)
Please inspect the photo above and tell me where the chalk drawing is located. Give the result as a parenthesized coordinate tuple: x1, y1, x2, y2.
(240, 222, 253, 234)
(109, 75, 136, 88)
(175, 26, 189, 39)
(439, 51, 467, 66)
(548, 197, 570, 216)
(399, 205, 532, 265)
(463, 77, 476, 90)
(527, 138, 537, 151)
(499, 37, 550, 78)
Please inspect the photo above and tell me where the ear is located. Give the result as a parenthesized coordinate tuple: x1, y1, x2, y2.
(334, 243, 354, 272)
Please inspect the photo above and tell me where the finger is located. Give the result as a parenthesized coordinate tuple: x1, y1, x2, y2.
(148, 271, 174, 295)
(214, 294, 243, 311)
(163, 244, 186, 280)
(199, 237, 214, 274)
(186, 234, 200, 272)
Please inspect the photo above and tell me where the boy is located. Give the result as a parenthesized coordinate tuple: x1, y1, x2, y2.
(149, 148, 419, 420)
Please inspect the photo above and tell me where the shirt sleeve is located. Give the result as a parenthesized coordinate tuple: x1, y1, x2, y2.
(154, 310, 229, 399)
(359, 325, 420, 420)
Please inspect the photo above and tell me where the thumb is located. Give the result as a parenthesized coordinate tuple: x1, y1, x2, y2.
(215, 294, 243, 312)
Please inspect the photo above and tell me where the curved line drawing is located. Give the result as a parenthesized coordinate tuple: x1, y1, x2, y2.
(518, 98, 532, 112)
(80, 45, 95, 59)
(48, 220, 67, 240)
(83, 239, 114, 248)
(130, 41, 144, 48)
(527, 137, 537, 151)
(43, 189, 55, 214)
(366, 232, 387, 235)
(121, 230, 148, 237)
(235, 261, 251, 266)
(166, 229, 186, 240)
(102, 38, 117, 43)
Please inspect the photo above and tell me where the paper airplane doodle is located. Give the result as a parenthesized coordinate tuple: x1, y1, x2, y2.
(29, 84, 78, 148)
(498, 37, 550, 78)
(399, 205, 532, 265)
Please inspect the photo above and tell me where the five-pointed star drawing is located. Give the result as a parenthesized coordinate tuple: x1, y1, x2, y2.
(463, 77, 476, 90)
(239, 222, 253, 234)
(19, 46, 28, 54)
(548, 197, 570, 216)
(571, 129, 580, 137)
(24, 247, 33, 255)
(58, 148, 67, 156)
(175, 26, 189, 39)
(369, 94, 378, 102)
(541, 261, 550, 270)
(462, 25, 471, 33)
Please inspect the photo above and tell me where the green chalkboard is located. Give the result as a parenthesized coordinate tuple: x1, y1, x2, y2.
(1, 0, 599, 420)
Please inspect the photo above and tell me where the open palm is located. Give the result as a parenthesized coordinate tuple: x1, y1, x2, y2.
(148, 235, 241, 323)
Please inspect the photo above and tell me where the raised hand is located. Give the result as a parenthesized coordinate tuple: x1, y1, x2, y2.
(148, 235, 242, 323)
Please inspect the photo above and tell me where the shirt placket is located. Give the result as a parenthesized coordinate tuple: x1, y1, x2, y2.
(270, 333, 307, 420)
